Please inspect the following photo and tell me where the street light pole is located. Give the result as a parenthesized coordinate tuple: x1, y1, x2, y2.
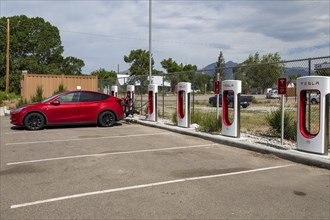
(5, 18, 10, 95)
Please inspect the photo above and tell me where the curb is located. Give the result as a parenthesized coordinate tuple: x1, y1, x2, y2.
(127, 118, 330, 170)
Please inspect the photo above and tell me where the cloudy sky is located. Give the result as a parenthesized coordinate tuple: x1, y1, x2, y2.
(0, 0, 329, 74)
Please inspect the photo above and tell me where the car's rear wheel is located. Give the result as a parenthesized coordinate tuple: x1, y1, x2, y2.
(98, 111, 116, 127)
(24, 112, 45, 130)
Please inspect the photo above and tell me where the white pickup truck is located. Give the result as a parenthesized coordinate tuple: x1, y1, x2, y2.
(266, 89, 280, 99)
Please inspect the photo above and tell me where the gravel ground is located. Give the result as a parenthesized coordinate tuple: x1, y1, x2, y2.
(142, 116, 297, 151)
(240, 132, 296, 150)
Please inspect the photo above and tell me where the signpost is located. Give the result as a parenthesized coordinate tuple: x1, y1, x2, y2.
(278, 78, 287, 95)
(214, 81, 220, 94)
(215, 74, 220, 129)
(278, 78, 287, 145)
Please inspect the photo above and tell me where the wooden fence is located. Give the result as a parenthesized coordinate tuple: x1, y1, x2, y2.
(21, 74, 98, 101)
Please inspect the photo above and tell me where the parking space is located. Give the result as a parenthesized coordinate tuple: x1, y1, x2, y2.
(1, 116, 329, 219)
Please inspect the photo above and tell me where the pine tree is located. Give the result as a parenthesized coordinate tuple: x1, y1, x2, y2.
(214, 51, 226, 81)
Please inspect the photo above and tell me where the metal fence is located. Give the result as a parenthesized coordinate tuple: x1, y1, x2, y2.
(98, 56, 330, 144)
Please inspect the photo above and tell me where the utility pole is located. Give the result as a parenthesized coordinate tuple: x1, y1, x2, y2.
(148, 0, 152, 84)
(5, 18, 10, 95)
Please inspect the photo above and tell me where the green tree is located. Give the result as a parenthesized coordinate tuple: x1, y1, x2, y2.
(91, 68, 117, 93)
(0, 15, 85, 93)
(124, 49, 154, 76)
(160, 58, 197, 92)
(124, 49, 155, 91)
(91, 68, 117, 79)
(214, 51, 226, 81)
(0, 16, 64, 74)
(62, 56, 85, 75)
(194, 73, 211, 94)
(236, 52, 284, 93)
(161, 58, 182, 92)
(160, 58, 181, 73)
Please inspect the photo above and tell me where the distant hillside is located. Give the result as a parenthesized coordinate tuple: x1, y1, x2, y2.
(283, 67, 311, 77)
(200, 61, 238, 79)
(200, 61, 311, 79)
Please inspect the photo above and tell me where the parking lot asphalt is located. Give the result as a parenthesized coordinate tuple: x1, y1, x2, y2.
(1, 116, 329, 219)
(132, 117, 330, 170)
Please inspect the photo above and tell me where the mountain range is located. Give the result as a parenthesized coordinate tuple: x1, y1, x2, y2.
(200, 61, 311, 79)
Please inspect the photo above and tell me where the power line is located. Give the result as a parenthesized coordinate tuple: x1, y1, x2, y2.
(61, 30, 224, 48)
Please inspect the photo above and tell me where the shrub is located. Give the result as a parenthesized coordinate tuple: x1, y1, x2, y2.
(171, 111, 177, 125)
(266, 107, 297, 140)
(16, 98, 28, 108)
(53, 84, 67, 95)
(30, 86, 44, 103)
(251, 96, 258, 104)
(171, 110, 221, 132)
(192, 111, 222, 132)
(0, 91, 7, 106)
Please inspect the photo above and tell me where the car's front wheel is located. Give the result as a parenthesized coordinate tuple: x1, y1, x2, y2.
(98, 111, 116, 127)
(24, 112, 45, 130)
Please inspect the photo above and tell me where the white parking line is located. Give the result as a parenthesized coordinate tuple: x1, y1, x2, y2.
(10, 164, 294, 209)
(5, 132, 172, 146)
(4, 125, 142, 135)
(7, 143, 218, 165)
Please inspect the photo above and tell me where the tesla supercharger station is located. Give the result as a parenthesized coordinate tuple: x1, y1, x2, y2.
(126, 85, 135, 114)
(126, 85, 135, 100)
(297, 76, 330, 155)
(177, 82, 191, 128)
(147, 84, 158, 121)
(111, 85, 118, 97)
(222, 80, 242, 138)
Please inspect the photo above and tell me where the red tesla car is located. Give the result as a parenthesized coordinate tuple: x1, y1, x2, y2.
(10, 90, 125, 130)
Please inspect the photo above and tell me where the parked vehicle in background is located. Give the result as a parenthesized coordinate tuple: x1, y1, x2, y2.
(10, 90, 125, 130)
(209, 94, 253, 108)
(308, 93, 320, 104)
(266, 89, 280, 99)
(266, 88, 272, 98)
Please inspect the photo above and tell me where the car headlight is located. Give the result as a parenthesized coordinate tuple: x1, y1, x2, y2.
(11, 107, 26, 114)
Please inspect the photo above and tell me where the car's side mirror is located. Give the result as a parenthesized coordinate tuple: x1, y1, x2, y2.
(51, 100, 60, 106)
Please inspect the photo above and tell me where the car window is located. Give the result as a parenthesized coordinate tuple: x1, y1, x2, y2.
(100, 93, 109, 100)
(58, 93, 77, 103)
(79, 92, 109, 102)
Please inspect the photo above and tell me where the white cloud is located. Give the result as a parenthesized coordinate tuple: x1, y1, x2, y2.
(1, 0, 329, 73)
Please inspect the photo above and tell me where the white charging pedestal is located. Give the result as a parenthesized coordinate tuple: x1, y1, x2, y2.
(126, 85, 135, 100)
(297, 76, 330, 155)
(111, 85, 118, 97)
(126, 85, 135, 115)
(222, 80, 242, 138)
(177, 82, 191, 128)
(147, 84, 158, 121)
